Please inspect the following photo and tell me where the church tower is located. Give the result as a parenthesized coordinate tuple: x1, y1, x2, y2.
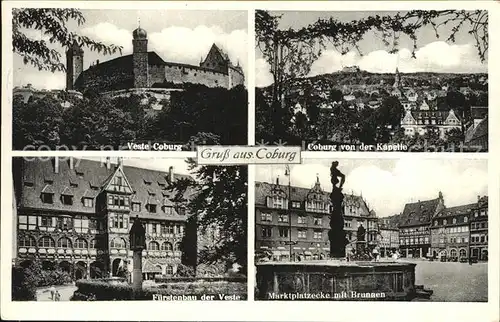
(393, 67, 400, 89)
(132, 25, 149, 88)
(66, 41, 84, 90)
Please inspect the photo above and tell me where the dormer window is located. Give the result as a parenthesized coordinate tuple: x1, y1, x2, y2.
(62, 195, 73, 205)
(76, 170, 84, 178)
(144, 179, 152, 185)
(24, 181, 34, 187)
(132, 202, 141, 212)
(83, 197, 94, 208)
(41, 192, 54, 204)
(147, 204, 157, 213)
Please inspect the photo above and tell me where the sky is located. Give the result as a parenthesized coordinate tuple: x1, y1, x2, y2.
(256, 10, 488, 87)
(255, 158, 488, 218)
(13, 9, 248, 90)
(81, 157, 193, 176)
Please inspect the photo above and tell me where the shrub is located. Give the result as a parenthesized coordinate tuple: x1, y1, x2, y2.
(174, 264, 195, 277)
(12, 266, 38, 301)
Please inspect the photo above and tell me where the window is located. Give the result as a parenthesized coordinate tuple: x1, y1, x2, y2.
(278, 214, 288, 223)
(57, 237, 72, 248)
(147, 204, 157, 213)
(464, 217, 468, 223)
(62, 195, 73, 205)
(297, 216, 306, 224)
(450, 249, 457, 258)
(19, 235, 36, 247)
(149, 241, 160, 250)
(40, 216, 52, 227)
(152, 224, 157, 234)
(110, 214, 127, 229)
(278, 227, 289, 238)
(261, 227, 272, 238)
(41, 193, 53, 204)
(89, 219, 98, 230)
(132, 203, 141, 212)
(83, 198, 94, 208)
(424, 237, 429, 244)
(260, 213, 272, 222)
(313, 217, 322, 226)
(75, 238, 88, 249)
(443, 219, 447, 225)
(270, 196, 287, 209)
(292, 201, 301, 208)
(459, 249, 467, 258)
(39, 236, 55, 248)
(298, 230, 307, 239)
(480, 236, 485, 243)
(313, 230, 322, 239)
(452, 218, 457, 224)
(165, 266, 173, 275)
(174, 243, 181, 251)
(90, 239, 97, 248)
(110, 238, 126, 248)
(161, 242, 172, 251)
(434, 220, 438, 226)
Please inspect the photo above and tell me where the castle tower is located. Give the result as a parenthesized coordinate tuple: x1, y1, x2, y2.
(66, 41, 84, 90)
(132, 25, 149, 88)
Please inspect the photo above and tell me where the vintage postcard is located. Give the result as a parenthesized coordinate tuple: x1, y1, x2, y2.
(1, 1, 499, 322)
(254, 158, 488, 302)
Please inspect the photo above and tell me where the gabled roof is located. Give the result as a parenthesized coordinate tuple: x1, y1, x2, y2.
(255, 181, 370, 216)
(16, 158, 194, 220)
(465, 116, 488, 143)
(435, 203, 476, 218)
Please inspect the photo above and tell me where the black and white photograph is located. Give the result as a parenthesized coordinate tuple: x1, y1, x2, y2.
(256, 10, 488, 152)
(254, 158, 488, 301)
(11, 156, 247, 300)
(12, 9, 248, 151)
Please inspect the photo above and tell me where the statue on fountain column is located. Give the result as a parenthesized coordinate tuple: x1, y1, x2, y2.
(328, 161, 348, 258)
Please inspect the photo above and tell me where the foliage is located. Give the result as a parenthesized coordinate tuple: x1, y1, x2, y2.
(170, 159, 247, 275)
(12, 260, 72, 301)
(13, 8, 122, 72)
(175, 264, 196, 278)
(12, 85, 247, 150)
(71, 279, 247, 301)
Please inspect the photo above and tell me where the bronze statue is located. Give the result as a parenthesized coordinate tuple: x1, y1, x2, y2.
(329, 161, 347, 258)
(357, 224, 366, 242)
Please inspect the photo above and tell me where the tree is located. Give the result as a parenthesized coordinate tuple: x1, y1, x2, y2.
(13, 8, 122, 72)
(170, 159, 247, 275)
(376, 96, 404, 129)
(256, 10, 488, 140)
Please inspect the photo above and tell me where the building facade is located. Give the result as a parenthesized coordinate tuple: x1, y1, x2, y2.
(255, 178, 374, 261)
(430, 203, 474, 260)
(13, 157, 194, 280)
(470, 196, 488, 260)
(67, 27, 244, 93)
(399, 192, 445, 258)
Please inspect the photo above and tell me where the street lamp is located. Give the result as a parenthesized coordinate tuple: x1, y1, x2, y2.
(284, 165, 297, 261)
(129, 215, 146, 296)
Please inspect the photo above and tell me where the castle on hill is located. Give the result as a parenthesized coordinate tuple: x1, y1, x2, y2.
(66, 26, 245, 93)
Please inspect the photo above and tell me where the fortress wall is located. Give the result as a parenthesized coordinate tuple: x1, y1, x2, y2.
(229, 67, 245, 88)
(102, 88, 184, 112)
(76, 61, 133, 93)
(164, 64, 229, 88)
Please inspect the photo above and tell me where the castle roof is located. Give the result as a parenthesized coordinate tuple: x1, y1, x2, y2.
(16, 158, 194, 221)
(211, 44, 230, 62)
(133, 27, 147, 39)
(465, 115, 488, 144)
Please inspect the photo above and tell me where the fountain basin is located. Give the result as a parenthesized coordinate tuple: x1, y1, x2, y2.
(256, 260, 418, 301)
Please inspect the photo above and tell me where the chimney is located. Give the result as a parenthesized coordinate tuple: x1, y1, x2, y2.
(96, 59, 99, 65)
(69, 157, 74, 170)
(54, 157, 59, 174)
(439, 191, 443, 200)
(106, 157, 111, 170)
(276, 176, 280, 186)
(477, 195, 481, 202)
(168, 166, 174, 184)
